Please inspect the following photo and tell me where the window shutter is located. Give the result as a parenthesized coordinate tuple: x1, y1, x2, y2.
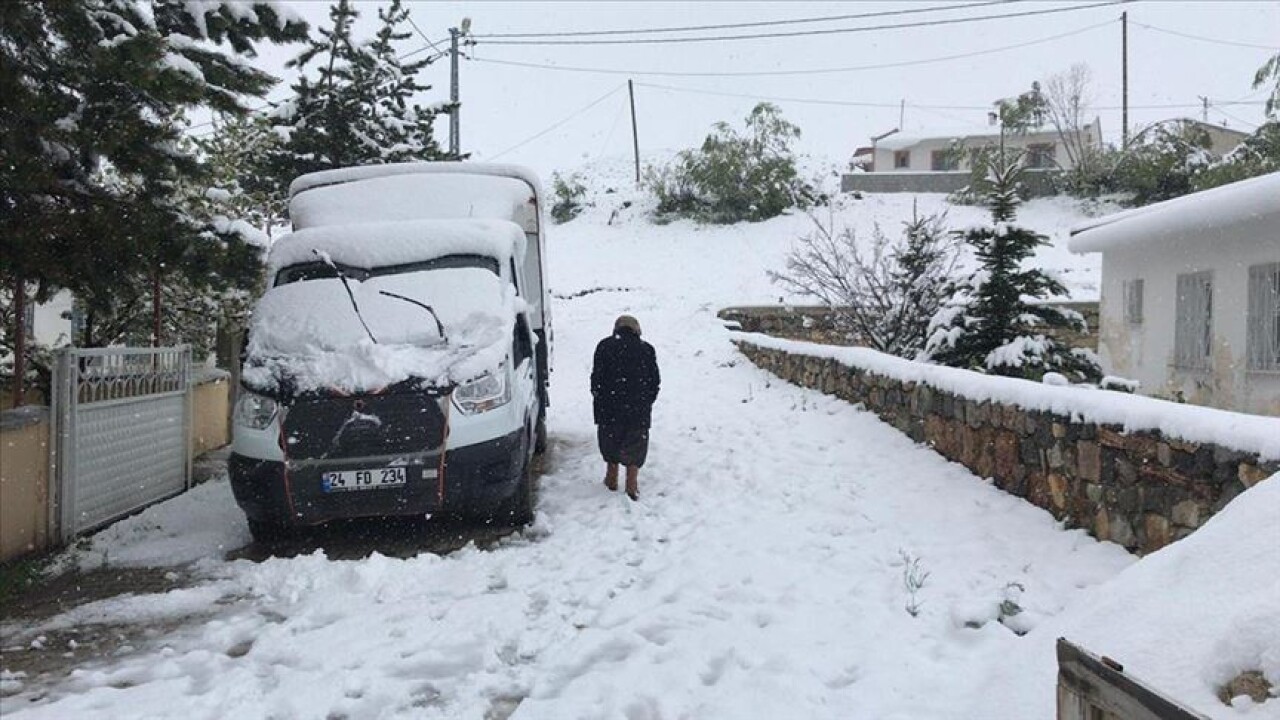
(1175, 271, 1212, 370)
(1248, 263, 1280, 371)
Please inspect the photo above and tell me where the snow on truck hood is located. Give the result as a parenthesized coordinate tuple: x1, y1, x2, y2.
(267, 218, 527, 279)
(246, 250, 522, 395)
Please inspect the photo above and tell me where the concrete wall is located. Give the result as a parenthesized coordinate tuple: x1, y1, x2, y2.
(191, 374, 231, 457)
(0, 407, 50, 563)
(734, 339, 1278, 555)
(842, 168, 1061, 197)
(1097, 219, 1280, 416)
(0, 376, 229, 563)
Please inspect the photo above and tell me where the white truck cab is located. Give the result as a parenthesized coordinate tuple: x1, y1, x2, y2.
(229, 164, 550, 541)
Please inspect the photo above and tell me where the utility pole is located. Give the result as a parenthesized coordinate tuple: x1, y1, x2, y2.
(628, 79, 640, 186)
(1121, 11, 1129, 148)
(899, 99, 905, 130)
(1199, 95, 1210, 122)
(449, 26, 460, 157)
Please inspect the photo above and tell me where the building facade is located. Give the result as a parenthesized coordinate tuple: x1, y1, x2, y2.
(1069, 172, 1280, 416)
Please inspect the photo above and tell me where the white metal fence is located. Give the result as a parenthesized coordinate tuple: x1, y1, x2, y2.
(49, 346, 192, 542)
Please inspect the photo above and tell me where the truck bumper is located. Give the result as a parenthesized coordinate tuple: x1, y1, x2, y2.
(229, 429, 527, 527)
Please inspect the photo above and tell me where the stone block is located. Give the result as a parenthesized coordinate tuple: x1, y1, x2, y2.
(1046, 442, 1065, 470)
(1213, 480, 1246, 513)
(1114, 456, 1138, 486)
(1171, 500, 1201, 528)
(1212, 445, 1249, 465)
(1097, 426, 1158, 460)
(1047, 473, 1068, 511)
(994, 431, 1020, 482)
(1108, 512, 1137, 548)
(1019, 435, 1041, 468)
(1116, 486, 1139, 513)
(1051, 422, 1067, 439)
(1078, 441, 1101, 482)
(1085, 483, 1103, 504)
(1156, 442, 1173, 467)
(1026, 472, 1049, 506)
(1142, 514, 1172, 553)
(1093, 507, 1109, 541)
(1239, 463, 1273, 489)
(1139, 485, 1168, 512)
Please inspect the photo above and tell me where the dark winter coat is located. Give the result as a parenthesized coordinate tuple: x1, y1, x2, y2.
(591, 328, 660, 428)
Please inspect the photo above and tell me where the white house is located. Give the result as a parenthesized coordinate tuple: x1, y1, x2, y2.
(1069, 172, 1280, 416)
(859, 120, 1104, 173)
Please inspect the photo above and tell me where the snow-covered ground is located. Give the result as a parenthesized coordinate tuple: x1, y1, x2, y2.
(4, 162, 1271, 718)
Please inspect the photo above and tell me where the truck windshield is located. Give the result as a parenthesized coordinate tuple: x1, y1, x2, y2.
(274, 254, 499, 287)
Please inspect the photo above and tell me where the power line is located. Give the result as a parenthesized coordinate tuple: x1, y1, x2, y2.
(474, 0, 1015, 39)
(1131, 21, 1279, 51)
(634, 81, 1266, 113)
(469, 19, 1115, 78)
(474, 2, 1127, 46)
(488, 84, 628, 160)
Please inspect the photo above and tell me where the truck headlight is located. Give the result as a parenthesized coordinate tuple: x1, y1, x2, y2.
(453, 369, 510, 415)
(234, 390, 279, 429)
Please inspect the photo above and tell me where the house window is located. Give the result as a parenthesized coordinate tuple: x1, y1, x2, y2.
(1122, 279, 1144, 324)
(1247, 262, 1280, 371)
(930, 149, 958, 171)
(894, 150, 911, 169)
(1174, 271, 1213, 370)
(1026, 143, 1055, 169)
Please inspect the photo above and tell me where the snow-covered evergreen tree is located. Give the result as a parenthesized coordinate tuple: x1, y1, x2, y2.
(267, 0, 448, 190)
(1, 0, 306, 373)
(923, 153, 1100, 382)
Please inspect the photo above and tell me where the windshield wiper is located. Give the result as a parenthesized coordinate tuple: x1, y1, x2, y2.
(313, 249, 378, 344)
(378, 291, 448, 344)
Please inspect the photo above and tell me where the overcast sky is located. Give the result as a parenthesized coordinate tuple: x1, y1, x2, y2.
(255, 1, 1279, 176)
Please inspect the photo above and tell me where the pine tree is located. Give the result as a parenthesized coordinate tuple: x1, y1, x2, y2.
(1, 1, 307, 396)
(267, 0, 449, 196)
(924, 153, 1101, 382)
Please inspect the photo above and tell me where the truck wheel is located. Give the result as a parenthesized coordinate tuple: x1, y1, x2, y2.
(493, 456, 536, 527)
(247, 519, 291, 544)
(534, 412, 548, 455)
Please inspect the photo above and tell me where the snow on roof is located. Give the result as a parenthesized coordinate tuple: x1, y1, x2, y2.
(1068, 171, 1280, 254)
(268, 218, 526, 278)
(733, 332, 1280, 460)
(289, 161, 543, 199)
(874, 125, 1071, 151)
(290, 166, 540, 233)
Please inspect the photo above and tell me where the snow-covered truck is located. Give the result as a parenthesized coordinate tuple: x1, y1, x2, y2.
(229, 163, 551, 540)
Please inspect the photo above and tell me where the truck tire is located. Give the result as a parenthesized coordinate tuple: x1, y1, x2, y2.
(247, 519, 291, 544)
(534, 411, 548, 455)
(492, 446, 536, 527)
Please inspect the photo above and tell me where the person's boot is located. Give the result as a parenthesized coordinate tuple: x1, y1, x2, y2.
(624, 466, 640, 501)
(604, 463, 619, 492)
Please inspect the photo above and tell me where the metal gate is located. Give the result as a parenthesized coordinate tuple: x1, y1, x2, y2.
(49, 346, 192, 542)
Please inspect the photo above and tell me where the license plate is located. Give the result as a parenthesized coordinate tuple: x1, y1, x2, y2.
(322, 467, 408, 493)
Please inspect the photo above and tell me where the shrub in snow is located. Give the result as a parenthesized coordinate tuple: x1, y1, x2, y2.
(550, 173, 589, 224)
(646, 103, 817, 224)
(1110, 120, 1216, 206)
(898, 549, 930, 618)
(1194, 120, 1280, 192)
(923, 153, 1101, 383)
(769, 203, 959, 358)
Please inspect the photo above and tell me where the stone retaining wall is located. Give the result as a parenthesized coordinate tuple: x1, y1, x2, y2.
(734, 339, 1278, 555)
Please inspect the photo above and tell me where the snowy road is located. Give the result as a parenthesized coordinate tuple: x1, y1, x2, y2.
(1, 187, 1133, 718)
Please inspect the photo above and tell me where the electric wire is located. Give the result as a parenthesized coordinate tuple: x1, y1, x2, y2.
(488, 84, 628, 160)
(473, 2, 1127, 46)
(1131, 21, 1279, 52)
(473, 0, 1016, 39)
(468, 19, 1114, 78)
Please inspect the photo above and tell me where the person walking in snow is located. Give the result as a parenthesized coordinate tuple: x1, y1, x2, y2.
(591, 315, 660, 501)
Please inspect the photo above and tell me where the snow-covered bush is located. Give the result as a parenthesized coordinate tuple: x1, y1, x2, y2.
(1111, 120, 1215, 206)
(550, 172, 589, 224)
(924, 153, 1101, 382)
(646, 103, 816, 224)
(769, 203, 959, 357)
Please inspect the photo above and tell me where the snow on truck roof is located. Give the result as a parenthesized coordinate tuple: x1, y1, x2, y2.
(268, 218, 527, 277)
(288, 162, 543, 233)
(1068, 171, 1280, 254)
